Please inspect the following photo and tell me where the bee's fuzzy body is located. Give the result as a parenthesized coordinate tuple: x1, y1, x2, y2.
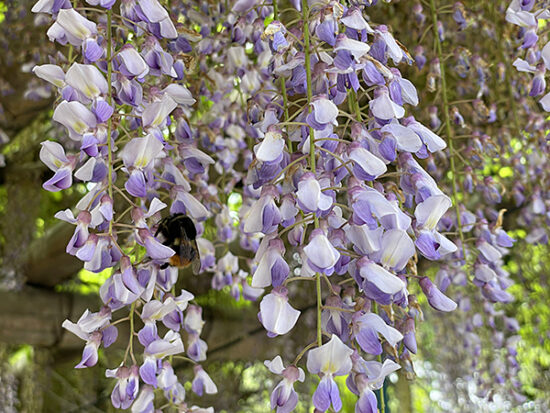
(155, 214, 201, 274)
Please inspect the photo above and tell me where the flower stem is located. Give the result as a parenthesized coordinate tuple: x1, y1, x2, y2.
(123, 301, 136, 364)
(273, 0, 293, 153)
(106, 9, 114, 236)
(348, 89, 363, 121)
(293, 340, 318, 365)
(301, 0, 322, 348)
(429, 0, 467, 263)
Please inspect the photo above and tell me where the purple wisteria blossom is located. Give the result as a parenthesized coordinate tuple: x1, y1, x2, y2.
(264, 356, 305, 413)
(307, 335, 354, 412)
(30, 0, 531, 409)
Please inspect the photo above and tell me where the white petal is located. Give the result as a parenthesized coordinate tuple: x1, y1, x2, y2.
(137, 0, 169, 22)
(360, 262, 405, 294)
(361, 313, 403, 347)
(264, 355, 285, 375)
(539, 92, 550, 112)
(181, 146, 215, 164)
(512, 58, 536, 73)
(379, 229, 415, 271)
(433, 231, 457, 256)
(142, 94, 177, 128)
(407, 121, 446, 152)
(163, 84, 196, 106)
(75, 157, 96, 181)
(53, 101, 97, 136)
(334, 37, 371, 60)
(381, 121, 422, 153)
(344, 225, 382, 255)
(312, 97, 339, 124)
(260, 293, 300, 335)
(379, 31, 403, 64)
(33, 64, 65, 88)
(251, 249, 275, 288)
(145, 197, 167, 217)
(243, 196, 270, 234)
(306, 334, 353, 376)
(304, 234, 340, 269)
(62, 319, 89, 341)
(477, 240, 502, 262)
(54, 208, 76, 223)
(370, 93, 405, 120)
(254, 131, 285, 163)
(349, 147, 387, 178)
(341, 11, 374, 33)
(40, 140, 68, 171)
(179, 192, 209, 220)
(57, 9, 96, 42)
(474, 264, 497, 282)
(414, 194, 452, 231)
(296, 178, 322, 212)
(399, 78, 419, 106)
(65, 63, 107, 99)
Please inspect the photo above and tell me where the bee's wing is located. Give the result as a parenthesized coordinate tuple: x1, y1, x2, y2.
(191, 239, 201, 275)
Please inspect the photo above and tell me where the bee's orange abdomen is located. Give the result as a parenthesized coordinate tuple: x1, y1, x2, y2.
(169, 255, 192, 268)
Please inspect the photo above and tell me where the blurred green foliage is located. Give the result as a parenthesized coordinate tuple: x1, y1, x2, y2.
(507, 244, 550, 403)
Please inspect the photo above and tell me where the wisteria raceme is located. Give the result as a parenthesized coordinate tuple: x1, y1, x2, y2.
(31, 0, 217, 411)
(25, 0, 550, 410)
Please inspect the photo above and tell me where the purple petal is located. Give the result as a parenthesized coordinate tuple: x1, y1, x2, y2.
(43, 167, 72, 191)
(379, 137, 396, 161)
(125, 169, 147, 197)
(362, 61, 385, 86)
(145, 236, 175, 260)
(356, 327, 382, 355)
(75, 342, 98, 368)
(312, 377, 331, 412)
(419, 277, 457, 311)
(315, 20, 337, 46)
(76, 238, 97, 261)
(93, 99, 114, 123)
(102, 325, 118, 348)
(271, 256, 289, 287)
(356, 390, 378, 413)
(415, 231, 441, 260)
(81, 134, 99, 157)
(139, 358, 158, 387)
(84, 39, 103, 62)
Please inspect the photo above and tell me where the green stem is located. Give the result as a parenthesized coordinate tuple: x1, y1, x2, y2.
(272, 0, 293, 153)
(316, 272, 322, 346)
(380, 377, 386, 413)
(123, 302, 136, 365)
(491, 3, 522, 138)
(106, 9, 114, 236)
(129, 302, 136, 364)
(302, 0, 322, 348)
(349, 89, 363, 121)
(270, 153, 308, 184)
(293, 340, 318, 365)
(302, 0, 315, 174)
(429, 0, 467, 263)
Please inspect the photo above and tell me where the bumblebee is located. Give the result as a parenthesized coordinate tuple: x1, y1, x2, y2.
(155, 213, 201, 274)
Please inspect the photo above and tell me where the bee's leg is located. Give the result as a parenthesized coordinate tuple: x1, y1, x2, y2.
(160, 262, 169, 269)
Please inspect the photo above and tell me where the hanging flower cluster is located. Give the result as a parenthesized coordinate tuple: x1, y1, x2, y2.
(29, 0, 547, 410)
(218, 0, 464, 410)
(32, 0, 217, 411)
(393, 0, 550, 404)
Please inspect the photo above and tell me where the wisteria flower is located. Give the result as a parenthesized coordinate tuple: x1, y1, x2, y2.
(264, 356, 305, 413)
(259, 286, 300, 337)
(307, 335, 353, 412)
(303, 229, 341, 276)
